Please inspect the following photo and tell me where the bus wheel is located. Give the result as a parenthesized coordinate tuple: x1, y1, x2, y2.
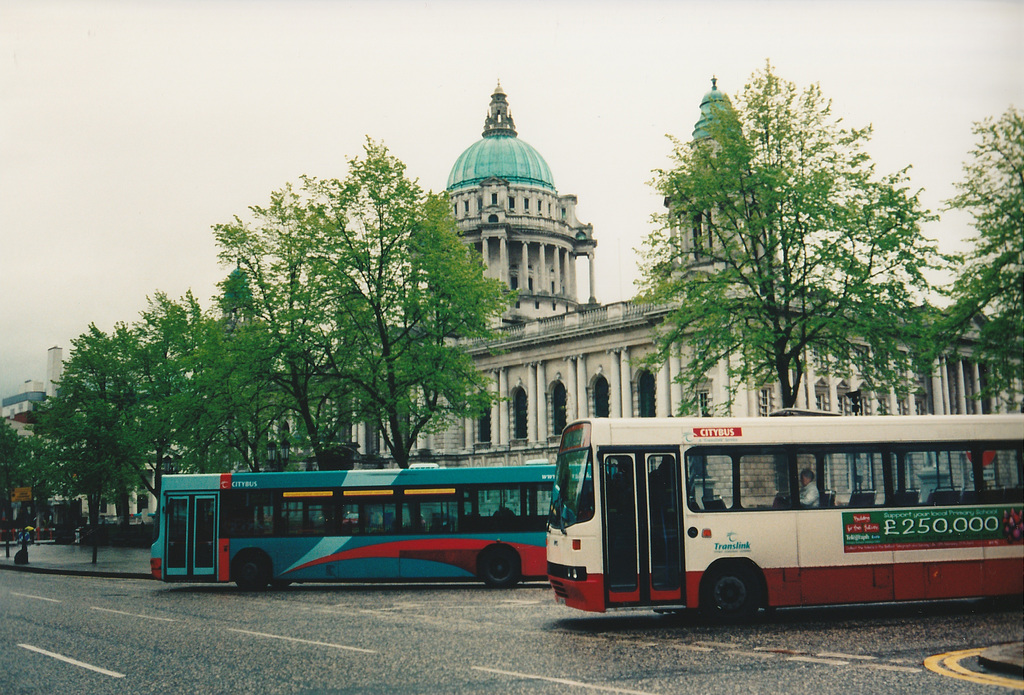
(479, 546, 521, 589)
(701, 563, 762, 621)
(233, 551, 271, 591)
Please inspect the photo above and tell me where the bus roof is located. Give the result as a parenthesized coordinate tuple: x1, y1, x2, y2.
(161, 464, 556, 494)
(573, 414, 1024, 448)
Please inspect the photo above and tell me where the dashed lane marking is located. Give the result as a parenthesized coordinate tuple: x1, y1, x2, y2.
(18, 644, 125, 678)
(91, 606, 177, 622)
(924, 648, 1024, 690)
(472, 666, 657, 695)
(788, 655, 850, 666)
(818, 651, 877, 661)
(11, 592, 60, 603)
(227, 628, 378, 653)
(865, 663, 923, 674)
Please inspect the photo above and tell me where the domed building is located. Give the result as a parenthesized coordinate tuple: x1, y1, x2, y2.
(344, 78, 996, 469)
(447, 82, 597, 321)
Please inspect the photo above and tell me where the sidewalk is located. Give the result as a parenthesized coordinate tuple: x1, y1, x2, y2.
(0, 541, 152, 579)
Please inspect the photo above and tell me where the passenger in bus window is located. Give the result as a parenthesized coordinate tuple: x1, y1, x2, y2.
(800, 469, 820, 508)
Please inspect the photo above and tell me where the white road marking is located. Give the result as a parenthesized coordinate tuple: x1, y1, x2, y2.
(227, 628, 378, 653)
(18, 644, 125, 678)
(11, 592, 60, 603)
(788, 655, 850, 666)
(865, 663, 923, 673)
(817, 651, 876, 661)
(91, 606, 177, 622)
(472, 666, 657, 694)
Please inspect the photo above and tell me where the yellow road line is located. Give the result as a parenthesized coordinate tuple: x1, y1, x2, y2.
(924, 648, 1023, 690)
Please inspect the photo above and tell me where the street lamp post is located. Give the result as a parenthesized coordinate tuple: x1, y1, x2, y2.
(267, 440, 290, 472)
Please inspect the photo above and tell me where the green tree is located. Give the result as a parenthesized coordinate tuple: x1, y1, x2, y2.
(216, 139, 510, 468)
(33, 324, 143, 562)
(192, 302, 286, 472)
(215, 177, 355, 469)
(1, 420, 29, 529)
(942, 106, 1023, 406)
(641, 63, 940, 412)
(319, 153, 510, 467)
(131, 290, 230, 501)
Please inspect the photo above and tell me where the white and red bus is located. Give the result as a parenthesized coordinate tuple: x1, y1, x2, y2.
(546, 415, 1023, 618)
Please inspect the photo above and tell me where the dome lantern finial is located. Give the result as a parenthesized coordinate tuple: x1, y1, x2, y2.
(483, 80, 517, 138)
(692, 75, 731, 140)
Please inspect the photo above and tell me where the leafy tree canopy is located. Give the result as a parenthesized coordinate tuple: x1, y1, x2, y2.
(216, 139, 510, 467)
(641, 62, 940, 412)
(941, 106, 1023, 405)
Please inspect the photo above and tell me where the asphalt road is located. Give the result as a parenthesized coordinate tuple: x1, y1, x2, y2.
(1, 571, 1020, 694)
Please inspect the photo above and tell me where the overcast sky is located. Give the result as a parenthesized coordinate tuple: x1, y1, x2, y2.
(2, 0, 1021, 398)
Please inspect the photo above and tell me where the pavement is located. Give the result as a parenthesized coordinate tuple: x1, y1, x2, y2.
(0, 540, 152, 580)
(1, 541, 1021, 677)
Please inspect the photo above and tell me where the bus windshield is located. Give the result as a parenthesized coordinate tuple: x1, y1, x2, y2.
(549, 424, 594, 530)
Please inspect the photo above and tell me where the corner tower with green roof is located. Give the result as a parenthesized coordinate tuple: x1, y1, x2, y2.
(448, 82, 597, 321)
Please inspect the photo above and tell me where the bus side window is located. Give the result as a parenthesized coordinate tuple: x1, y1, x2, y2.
(896, 448, 976, 505)
(222, 491, 273, 536)
(980, 448, 1024, 503)
(419, 499, 459, 533)
(823, 451, 883, 507)
(738, 450, 788, 509)
(339, 503, 360, 535)
(685, 451, 733, 511)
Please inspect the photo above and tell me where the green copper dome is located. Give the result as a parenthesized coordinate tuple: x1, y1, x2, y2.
(448, 135, 555, 191)
(447, 82, 556, 192)
(692, 76, 731, 140)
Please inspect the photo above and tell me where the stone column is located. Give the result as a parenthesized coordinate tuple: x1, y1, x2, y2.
(930, 359, 944, 415)
(554, 247, 562, 296)
(520, 241, 529, 291)
(499, 236, 508, 286)
(541, 244, 549, 294)
(620, 348, 632, 417)
(566, 357, 578, 421)
(536, 361, 548, 442)
(955, 359, 968, 415)
(670, 350, 683, 416)
(657, 360, 671, 417)
(610, 350, 622, 418)
(576, 355, 588, 419)
(498, 367, 509, 446)
(972, 361, 983, 414)
(940, 358, 951, 415)
(490, 370, 500, 445)
(588, 252, 596, 303)
(527, 363, 538, 443)
(568, 252, 578, 301)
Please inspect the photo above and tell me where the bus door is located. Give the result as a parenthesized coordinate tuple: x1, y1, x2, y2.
(164, 494, 218, 579)
(600, 450, 684, 607)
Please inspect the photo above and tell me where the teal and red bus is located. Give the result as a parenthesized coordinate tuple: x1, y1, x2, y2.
(152, 464, 553, 590)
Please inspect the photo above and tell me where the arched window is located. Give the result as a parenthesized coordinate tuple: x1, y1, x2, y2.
(512, 387, 528, 440)
(488, 214, 499, 223)
(593, 376, 610, 417)
(478, 409, 492, 444)
(638, 371, 656, 417)
(552, 382, 567, 435)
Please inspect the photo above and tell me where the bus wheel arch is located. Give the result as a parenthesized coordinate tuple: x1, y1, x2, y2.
(478, 544, 521, 588)
(232, 549, 273, 591)
(699, 559, 765, 621)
